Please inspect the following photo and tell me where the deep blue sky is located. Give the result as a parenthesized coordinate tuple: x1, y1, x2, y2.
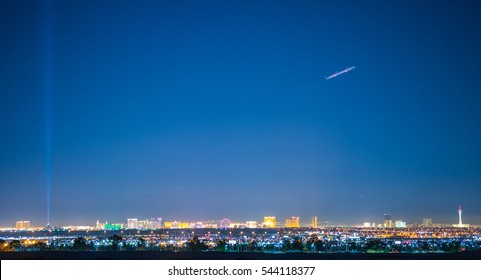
(1, 0, 481, 226)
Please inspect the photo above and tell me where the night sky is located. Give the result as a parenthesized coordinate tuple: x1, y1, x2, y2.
(1, 0, 481, 226)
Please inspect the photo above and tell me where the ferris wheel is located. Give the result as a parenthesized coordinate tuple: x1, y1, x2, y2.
(219, 218, 231, 229)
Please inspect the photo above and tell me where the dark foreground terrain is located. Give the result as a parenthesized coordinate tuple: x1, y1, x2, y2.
(2, 250, 481, 260)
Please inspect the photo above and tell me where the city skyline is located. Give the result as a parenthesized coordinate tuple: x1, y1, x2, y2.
(3, 205, 474, 229)
(1, 1, 481, 226)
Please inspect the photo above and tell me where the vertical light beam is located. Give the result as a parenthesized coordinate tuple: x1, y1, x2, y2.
(43, 0, 53, 227)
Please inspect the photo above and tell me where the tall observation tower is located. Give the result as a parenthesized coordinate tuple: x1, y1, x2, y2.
(453, 205, 469, 228)
(458, 205, 463, 227)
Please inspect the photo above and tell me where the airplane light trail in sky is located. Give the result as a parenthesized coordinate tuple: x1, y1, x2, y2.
(325, 66, 356, 80)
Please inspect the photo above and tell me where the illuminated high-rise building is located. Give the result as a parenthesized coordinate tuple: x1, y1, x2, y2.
(246, 221, 257, 228)
(136, 219, 152, 229)
(163, 221, 189, 229)
(96, 221, 107, 230)
(104, 223, 122, 230)
(383, 214, 393, 228)
(150, 218, 162, 229)
(312, 216, 318, 228)
(286, 217, 300, 228)
(127, 218, 138, 229)
(263, 216, 276, 228)
(171, 221, 179, 229)
(423, 218, 433, 227)
(178, 222, 190, 229)
(395, 220, 406, 228)
(16, 221, 31, 230)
